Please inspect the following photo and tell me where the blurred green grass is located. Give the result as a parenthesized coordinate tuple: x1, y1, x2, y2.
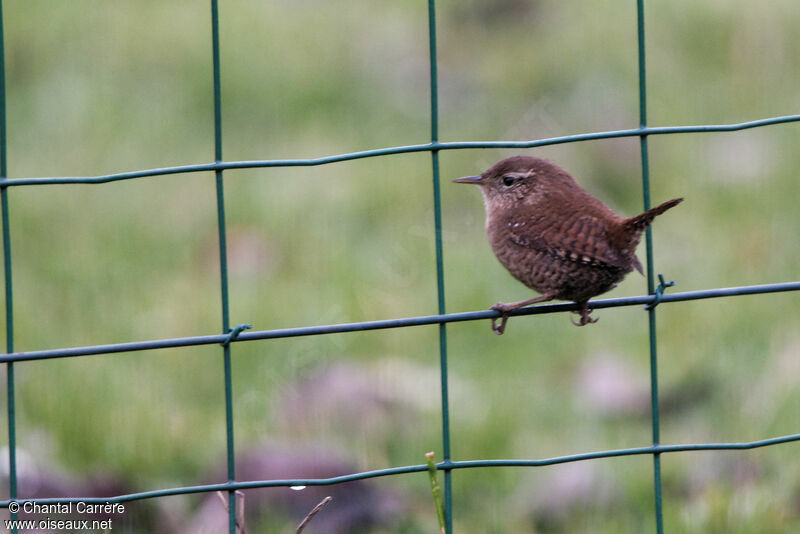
(1, 0, 799, 532)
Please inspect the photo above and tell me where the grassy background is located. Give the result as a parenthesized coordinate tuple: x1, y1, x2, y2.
(1, 0, 799, 532)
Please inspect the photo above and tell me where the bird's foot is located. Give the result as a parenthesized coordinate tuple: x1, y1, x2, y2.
(490, 302, 512, 335)
(570, 306, 598, 327)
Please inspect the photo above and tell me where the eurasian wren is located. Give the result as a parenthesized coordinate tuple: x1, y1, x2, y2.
(454, 155, 683, 334)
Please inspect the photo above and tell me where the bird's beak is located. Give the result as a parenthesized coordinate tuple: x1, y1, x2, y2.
(452, 175, 483, 185)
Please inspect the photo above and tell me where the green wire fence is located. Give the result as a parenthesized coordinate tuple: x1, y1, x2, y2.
(2, 1, 800, 533)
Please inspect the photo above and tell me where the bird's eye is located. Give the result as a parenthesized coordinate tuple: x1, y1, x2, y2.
(502, 175, 515, 186)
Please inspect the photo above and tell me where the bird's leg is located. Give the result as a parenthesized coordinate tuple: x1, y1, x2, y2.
(570, 300, 598, 326)
(490, 293, 556, 335)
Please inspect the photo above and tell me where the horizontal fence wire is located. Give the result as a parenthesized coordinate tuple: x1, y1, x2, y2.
(1, 114, 799, 187)
(0, 281, 799, 364)
(3, 430, 800, 507)
(2, 1, 799, 533)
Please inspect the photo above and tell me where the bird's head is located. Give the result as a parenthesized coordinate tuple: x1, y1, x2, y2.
(453, 155, 578, 211)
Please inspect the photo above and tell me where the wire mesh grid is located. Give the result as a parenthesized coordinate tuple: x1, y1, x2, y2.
(1, 1, 800, 533)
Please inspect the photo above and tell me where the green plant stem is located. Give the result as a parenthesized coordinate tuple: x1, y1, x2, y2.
(426, 452, 445, 534)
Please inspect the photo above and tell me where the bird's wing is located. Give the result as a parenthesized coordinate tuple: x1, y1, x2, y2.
(507, 214, 630, 271)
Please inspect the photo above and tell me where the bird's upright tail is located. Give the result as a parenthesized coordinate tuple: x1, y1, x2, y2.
(624, 197, 684, 232)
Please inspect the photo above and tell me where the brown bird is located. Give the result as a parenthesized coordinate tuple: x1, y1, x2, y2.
(454, 155, 683, 334)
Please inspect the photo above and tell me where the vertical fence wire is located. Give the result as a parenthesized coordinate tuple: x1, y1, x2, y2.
(636, 1, 665, 533)
(209, 1, 238, 533)
(426, 1, 453, 532)
(0, 2, 18, 531)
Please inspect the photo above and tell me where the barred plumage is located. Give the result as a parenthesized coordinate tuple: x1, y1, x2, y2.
(454, 155, 683, 334)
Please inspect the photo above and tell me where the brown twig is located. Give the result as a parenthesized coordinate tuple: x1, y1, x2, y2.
(216, 490, 247, 534)
(295, 496, 333, 534)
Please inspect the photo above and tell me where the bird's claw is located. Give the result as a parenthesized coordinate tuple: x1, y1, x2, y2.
(570, 308, 598, 326)
(490, 303, 510, 335)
